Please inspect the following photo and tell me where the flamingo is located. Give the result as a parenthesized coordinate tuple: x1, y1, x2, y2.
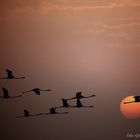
(66, 91, 96, 100)
(0, 69, 25, 79)
(16, 110, 47, 118)
(47, 107, 68, 115)
(55, 98, 70, 109)
(16, 110, 36, 118)
(0, 88, 22, 99)
(70, 99, 94, 108)
(38, 107, 69, 115)
(124, 96, 140, 104)
(22, 88, 52, 95)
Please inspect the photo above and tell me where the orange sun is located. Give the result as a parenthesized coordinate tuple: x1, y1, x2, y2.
(120, 96, 140, 119)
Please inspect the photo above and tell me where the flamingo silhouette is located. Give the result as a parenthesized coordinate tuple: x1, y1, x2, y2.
(35, 107, 68, 116)
(22, 88, 52, 95)
(16, 108, 68, 118)
(55, 98, 70, 109)
(66, 91, 96, 100)
(124, 96, 140, 104)
(0, 88, 22, 99)
(71, 99, 94, 108)
(16, 110, 38, 118)
(46, 107, 68, 115)
(0, 69, 25, 79)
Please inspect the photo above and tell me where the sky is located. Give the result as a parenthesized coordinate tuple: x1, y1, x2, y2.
(0, 0, 140, 140)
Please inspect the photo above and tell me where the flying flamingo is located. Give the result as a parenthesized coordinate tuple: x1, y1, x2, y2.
(0, 88, 22, 99)
(46, 107, 68, 115)
(66, 91, 96, 100)
(55, 98, 70, 109)
(0, 69, 25, 79)
(35, 107, 68, 116)
(16, 110, 38, 118)
(22, 88, 52, 95)
(70, 99, 94, 108)
(124, 96, 140, 104)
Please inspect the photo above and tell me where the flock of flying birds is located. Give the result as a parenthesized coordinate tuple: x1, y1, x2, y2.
(0, 69, 96, 118)
(1, 69, 139, 118)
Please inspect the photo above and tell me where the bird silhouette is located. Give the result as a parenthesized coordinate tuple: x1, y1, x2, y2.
(16, 110, 36, 118)
(34, 107, 69, 116)
(66, 91, 96, 100)
(55, 98, 70, 109)
(124, 96, 140, 104)
(71, 99, 94, 108)
(0, 88, 22, 99)
(24, 109, 30, 117)
(46, 107, 68, 115)
(22, 88, 52, 95)
(0, 69, 25, 79)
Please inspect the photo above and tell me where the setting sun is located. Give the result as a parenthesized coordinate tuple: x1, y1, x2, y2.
(120, 96, 140, 119)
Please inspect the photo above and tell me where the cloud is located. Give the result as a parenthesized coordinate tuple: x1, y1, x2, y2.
(111, 0, 140, 7)
(1, 0, 140, 17)
(0, 0, 114, 17)
(88, 18, 140, 33)
(109, 42, 140, 48)
(101, 22, 140, 29)
(87, 17, 140, 48)
(0, 0, 43, 17)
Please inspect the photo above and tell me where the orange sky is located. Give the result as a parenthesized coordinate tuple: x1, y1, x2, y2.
(0, 1, 140, 140)
(1, 0, 140, 17)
